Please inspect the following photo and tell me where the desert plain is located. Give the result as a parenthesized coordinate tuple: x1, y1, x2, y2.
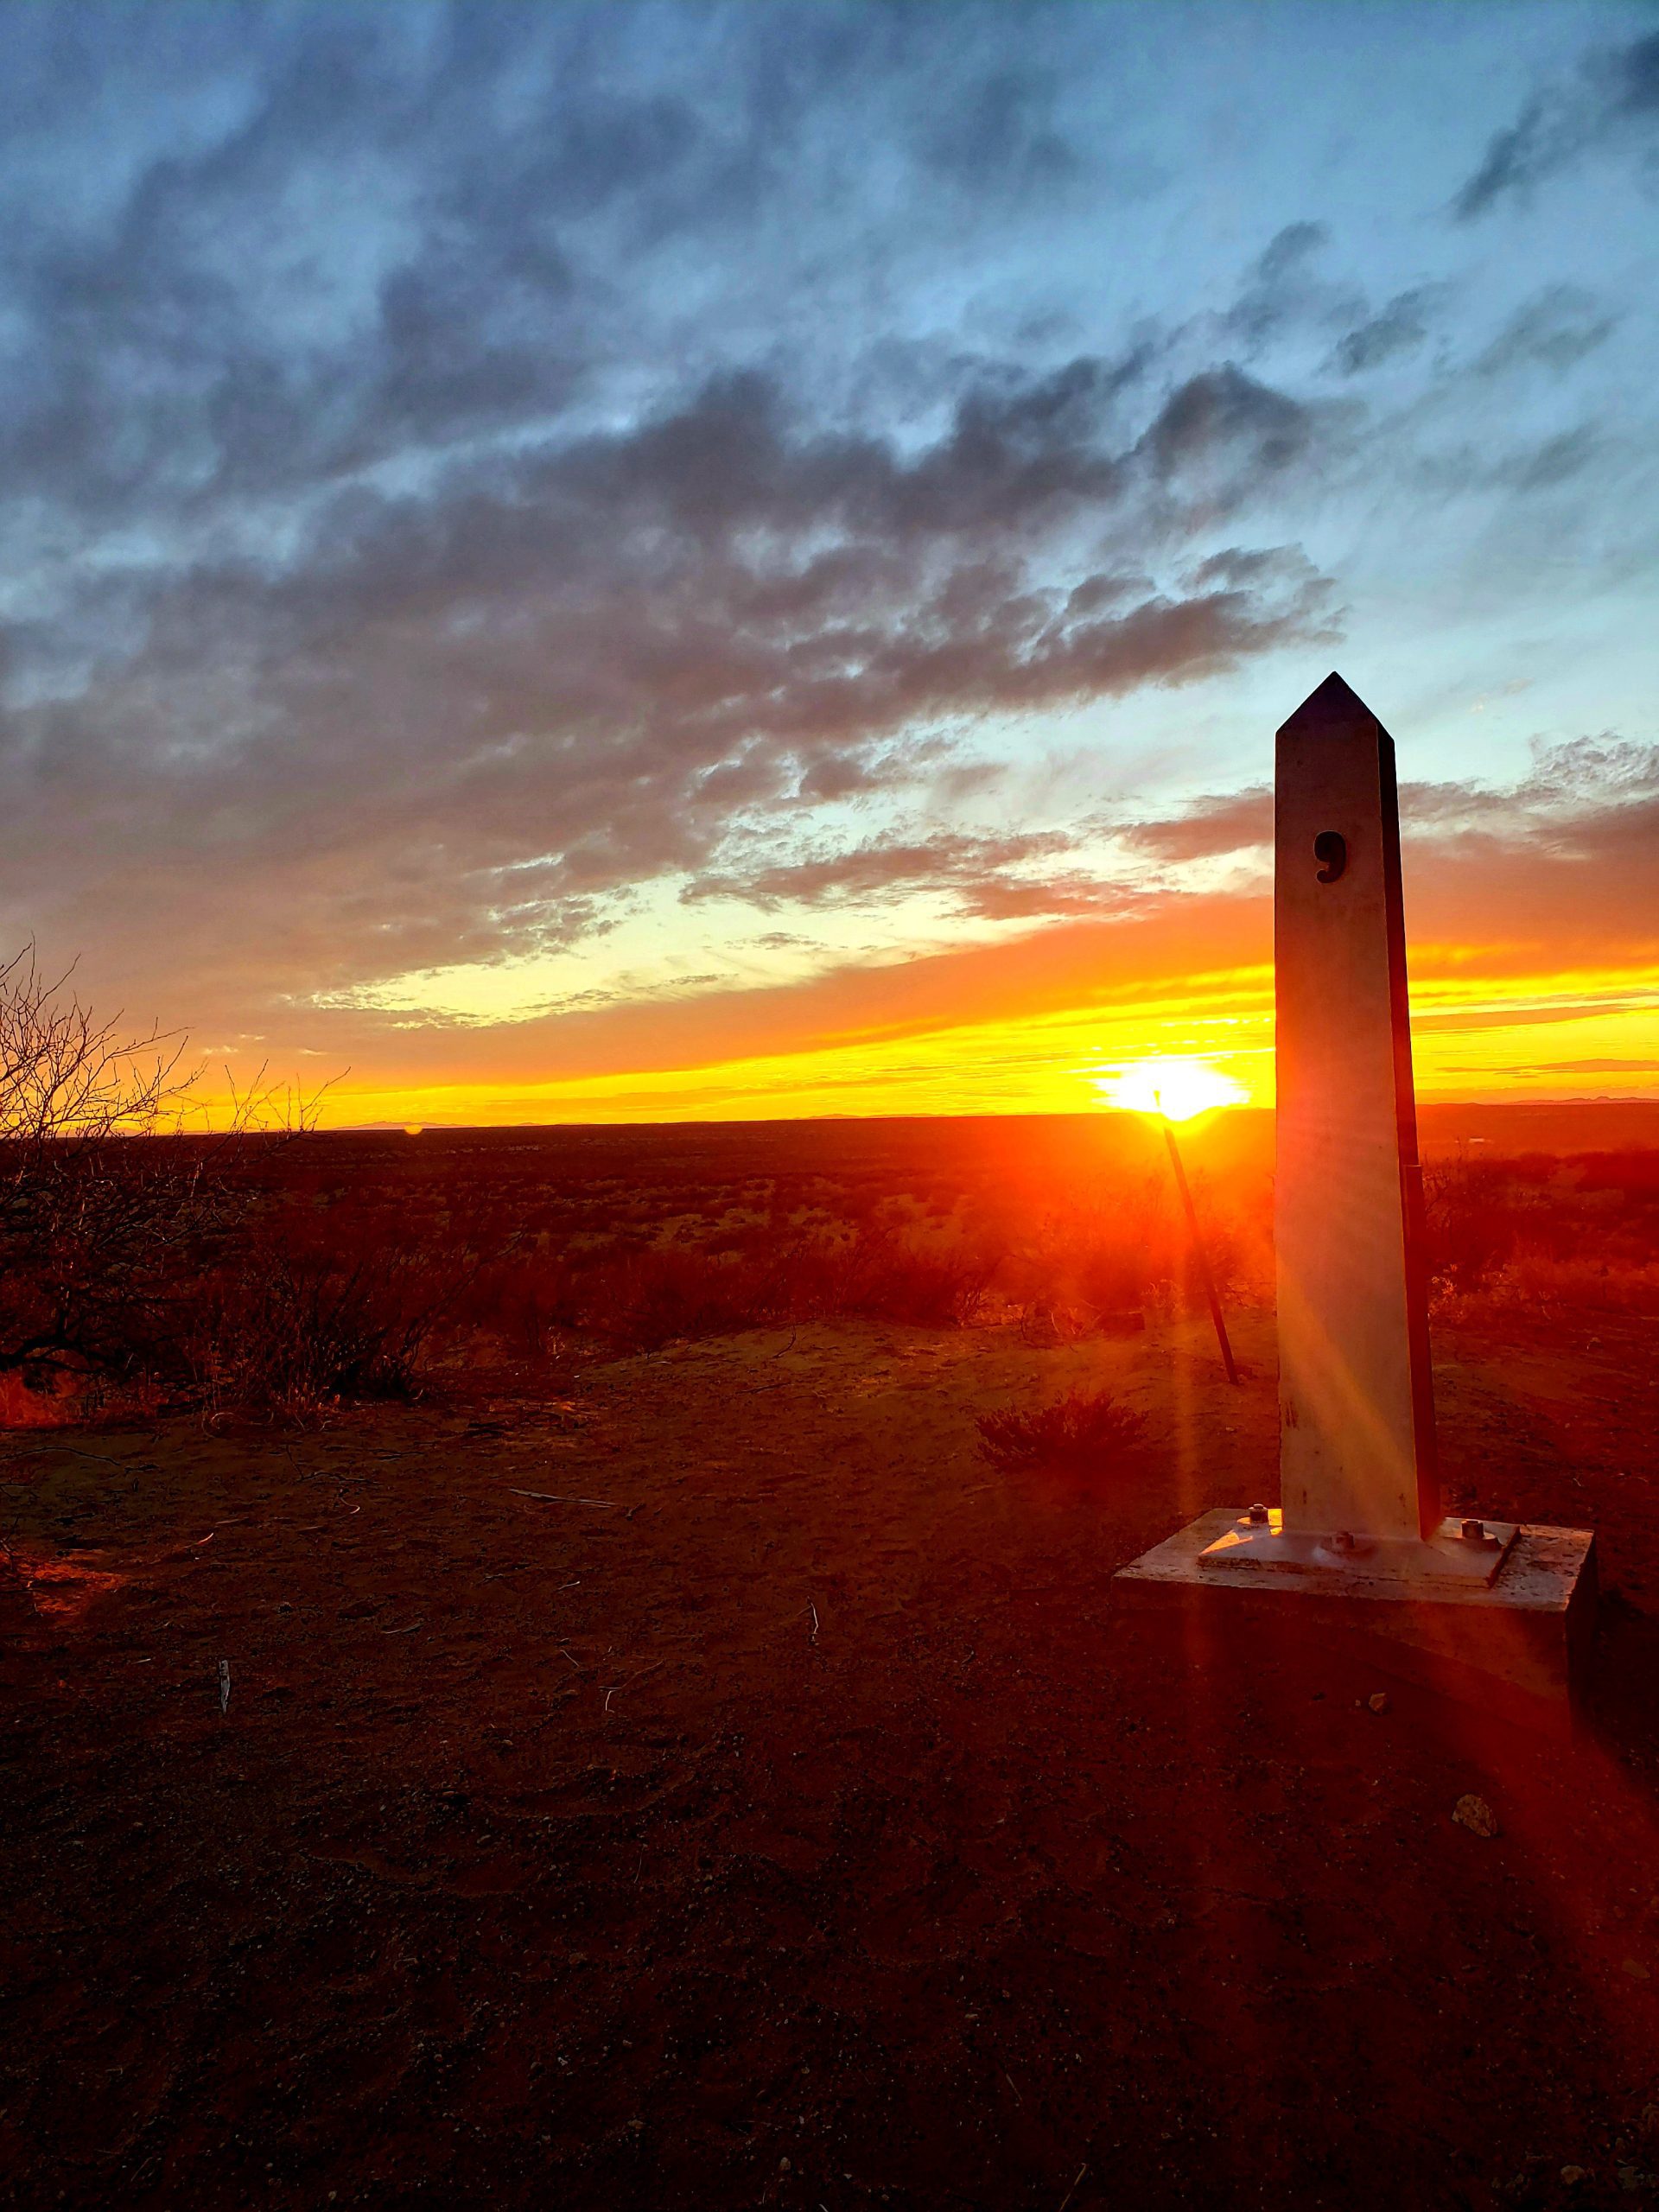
(5, 1107, 1659, 2211)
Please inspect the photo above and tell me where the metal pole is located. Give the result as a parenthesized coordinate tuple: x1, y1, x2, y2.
(1157, 1099, 1240, 1386)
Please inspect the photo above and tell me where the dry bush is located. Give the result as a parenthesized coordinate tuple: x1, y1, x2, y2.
(1421, 1154, 1545, 1294)
(1002, 1173, 1257, 1337)
(0, 946, 347, 1414)
(580, 1226, 996, 1350)
(461, 1253, 577, 1357)
(1, 948, 198, 1389)
(1423, 1147, 1659, 1326)
(832, 1227, 999, 1328)
(459, 1219, 1001, 1356)
(1433, 1249, 1659, 1327)
(182, 1240, 442, 1419)
(1006, 1196, 1157, 1323)
(976, 1387, 1150, 1478)
(577, 1243, 798, 1352)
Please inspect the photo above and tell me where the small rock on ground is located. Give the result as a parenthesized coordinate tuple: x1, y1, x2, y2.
(1453, 1794, 1500, 1838)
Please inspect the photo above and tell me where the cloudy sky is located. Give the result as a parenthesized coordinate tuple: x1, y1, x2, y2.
(2, 0, 1656, 1122)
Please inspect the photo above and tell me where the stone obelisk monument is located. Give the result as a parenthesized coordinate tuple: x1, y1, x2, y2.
(1255, 671, 1490, 1573)
(1116, 674, 1596, 1709)
(1276, 672, 1439, 1549)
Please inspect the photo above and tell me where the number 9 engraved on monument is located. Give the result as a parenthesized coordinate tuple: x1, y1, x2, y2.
(1313, 830, 1346, 883)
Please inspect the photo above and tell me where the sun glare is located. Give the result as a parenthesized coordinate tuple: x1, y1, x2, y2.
(1096, 1056, 1248, 1122)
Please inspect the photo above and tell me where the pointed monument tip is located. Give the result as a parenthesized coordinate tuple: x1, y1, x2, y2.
(1280, 670, 1384, 735)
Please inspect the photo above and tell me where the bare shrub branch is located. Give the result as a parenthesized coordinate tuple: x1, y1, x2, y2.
(0, 947, 341, 1404)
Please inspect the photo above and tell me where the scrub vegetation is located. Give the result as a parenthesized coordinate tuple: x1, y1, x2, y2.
(5, 1088, 1659, 1427)
(1, 1115, 1262, 1421)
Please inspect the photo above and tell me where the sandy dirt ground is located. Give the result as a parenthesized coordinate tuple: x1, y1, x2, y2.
(4, 1307, 1659, 2211)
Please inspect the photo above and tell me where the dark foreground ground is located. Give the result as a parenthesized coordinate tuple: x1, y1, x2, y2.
(5, 1283, 1659, 2212)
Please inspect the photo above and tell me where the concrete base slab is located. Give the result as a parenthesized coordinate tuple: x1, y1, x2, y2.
(1116, 1508, 1597, 1726)
(1200, 1509, 1520, 1586)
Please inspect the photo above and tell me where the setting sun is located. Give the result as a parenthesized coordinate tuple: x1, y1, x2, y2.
(1096, 1056, 1249, 1122)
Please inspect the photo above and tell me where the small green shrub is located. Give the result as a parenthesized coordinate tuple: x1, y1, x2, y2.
(975, 1387, 1150, 1478)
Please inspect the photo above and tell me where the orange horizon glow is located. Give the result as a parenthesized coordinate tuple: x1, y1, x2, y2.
(155, 935, 1659, 1131)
